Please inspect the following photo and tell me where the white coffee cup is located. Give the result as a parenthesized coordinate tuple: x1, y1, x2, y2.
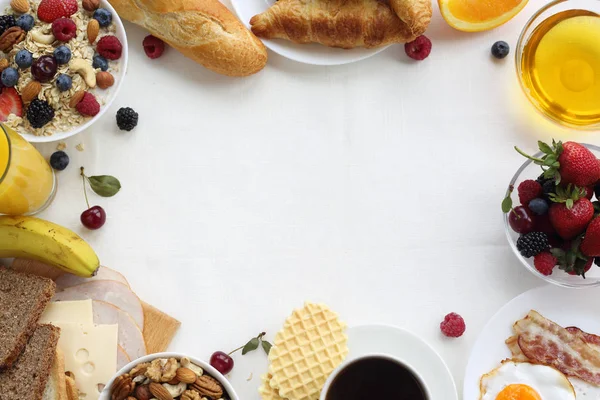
(319, 353, 431, 400)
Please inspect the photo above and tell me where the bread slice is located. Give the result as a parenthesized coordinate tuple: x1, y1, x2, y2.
(0, 267, 56, 369)
(65, 375, 79, 400)
(43, 349, 68, 400)
(0, 324, 60, 400)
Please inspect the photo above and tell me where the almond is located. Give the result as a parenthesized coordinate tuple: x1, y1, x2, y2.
(175, 368, 197, 384)
(149, 382, 173, 400)
(21, 81, 41, 103)
(0, 59, 8, 72)
(96, 71, 114, 89)
(82, 0, 99, 11)
(87, 19, 99, 44)
(10, 0, 28, 13)
(69, 91, 86, 108)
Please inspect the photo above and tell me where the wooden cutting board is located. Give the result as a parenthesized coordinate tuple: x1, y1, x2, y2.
(11, 258, 180, 355)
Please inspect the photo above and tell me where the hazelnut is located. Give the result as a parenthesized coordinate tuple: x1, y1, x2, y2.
(134, 384, 152, 400)
(82, 0, 99, 11)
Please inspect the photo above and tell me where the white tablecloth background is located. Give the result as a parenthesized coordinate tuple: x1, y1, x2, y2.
(7, 0, 597, 397)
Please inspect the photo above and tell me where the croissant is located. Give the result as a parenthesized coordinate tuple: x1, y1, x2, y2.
(389, 0, 432, 37)
(250, 0, 424, 49)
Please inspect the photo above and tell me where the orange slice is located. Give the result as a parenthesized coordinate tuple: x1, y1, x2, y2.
(439, 0, 529, 32)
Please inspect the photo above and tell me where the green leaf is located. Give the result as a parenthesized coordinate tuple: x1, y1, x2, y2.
(242, 337, 259, 355)
(566, 198, 574, 209)
(261, 340, 272, 355)
(538, 141, 553, 154)
(88, 175, 121, 197)
(502, 195, 513, 213)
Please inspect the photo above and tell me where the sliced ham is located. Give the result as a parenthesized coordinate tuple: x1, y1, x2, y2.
(117, 346, 131, 370)
(53, 281, 144, 329)
(55, 266, 130, 289)
(93, 300, 146, 360)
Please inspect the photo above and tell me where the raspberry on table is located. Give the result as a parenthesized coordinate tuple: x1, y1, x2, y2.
(533, 252, 556, 276)
(404, 35, 432, 61)
(440, 313, 466, 338)
(143, 35, 165, 59)
(518, 180, 543, 206)
(97, 36, 123, 60)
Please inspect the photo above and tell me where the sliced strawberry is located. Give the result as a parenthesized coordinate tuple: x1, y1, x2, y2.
(0, 88, 22, 121)
(37, 0, 78, 22)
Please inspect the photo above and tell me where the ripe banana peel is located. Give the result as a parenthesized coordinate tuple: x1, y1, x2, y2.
(0, 215, 99, 277)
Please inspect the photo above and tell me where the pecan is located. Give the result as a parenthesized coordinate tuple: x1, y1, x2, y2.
(0, 27, 25, 53)
(111, 374, 135, 400)
(181, 390, 201, 400)
(190, 375, 223, 399)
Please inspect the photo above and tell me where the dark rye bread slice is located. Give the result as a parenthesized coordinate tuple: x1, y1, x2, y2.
(0, 267, 56, 369)
(0, 324, 60, 400)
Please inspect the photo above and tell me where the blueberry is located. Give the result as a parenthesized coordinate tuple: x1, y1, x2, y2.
(55, 74, 72, 92)
(53, 45, 72, 65)
(491, 41, 510, 59)
(14, 50, 32, 69)
(528, 198, 549, 215)
(92, 54, 108, 71)
(49, 151, 69, 171)
(1, 67, 18, 87)
(93, 8, 112, 27)
(16, 14, 34, 31)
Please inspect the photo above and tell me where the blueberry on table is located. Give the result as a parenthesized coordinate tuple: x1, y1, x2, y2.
(491, 41, 510, 59)
(50, 151, 69, 171)
(93, 8, 112, 27)
(56, 74, 72, 92)
(1, 68, 19, 87)
(92, 54, 108, 71)
(54, 45, 72, 65)
(15, 50, 33, 69)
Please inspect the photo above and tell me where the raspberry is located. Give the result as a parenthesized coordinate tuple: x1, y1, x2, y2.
(440, 313, 465, 338)
(533, 252, 557, 276)
(518, 180, 542, 206)
(52, 18, 76, 42)
(404, 35, 432, 61)
(97, 36, 122, 60)
(142, 35, 165, 59)
(76, 92, 100, 116)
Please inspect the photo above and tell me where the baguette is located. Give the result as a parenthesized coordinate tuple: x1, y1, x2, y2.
(108, 0, 268, 76)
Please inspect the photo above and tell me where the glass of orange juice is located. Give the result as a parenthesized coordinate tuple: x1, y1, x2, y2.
(0, 124, 56, 215)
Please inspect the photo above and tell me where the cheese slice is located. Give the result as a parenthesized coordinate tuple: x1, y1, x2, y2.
(40, 300, 94, 325)
(52, 322, 118, 400)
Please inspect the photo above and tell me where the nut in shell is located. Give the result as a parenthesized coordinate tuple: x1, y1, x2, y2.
(82, 0, 99, 11)
(87, 19, 99, 43)
(10, 0, 28, 13)
(0, 27, 25, 52)
(111, 374, 135, 400)
(96, 71, 114, 89)
(190, 375, 223, 399)
(149, 382, 174, 400)
(176, 367, 197, 384)
(69, 91, 86, 108)
(21, 81, 41, 103)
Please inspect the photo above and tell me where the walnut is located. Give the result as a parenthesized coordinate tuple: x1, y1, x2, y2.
(190, 375, 223, 399)
(111, 374, 135, 400)
(0, 27, 25, 53)
(146, 358, 179, 383)
(181, 390, 201, 400)
(130, 362, 151, 377)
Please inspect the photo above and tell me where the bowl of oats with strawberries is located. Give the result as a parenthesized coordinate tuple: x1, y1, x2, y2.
(0, 0, 127, 142)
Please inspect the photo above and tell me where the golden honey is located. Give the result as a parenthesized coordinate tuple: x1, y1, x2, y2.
(520, 10, 600, 127)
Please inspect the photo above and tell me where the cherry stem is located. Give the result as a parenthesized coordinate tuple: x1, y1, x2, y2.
(514, 146, 545, 164)
(228, 332, 267, 356)
(80, 167, 90, 209)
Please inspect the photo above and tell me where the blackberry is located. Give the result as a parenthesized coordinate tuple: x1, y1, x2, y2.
(26, 99, 55, 128)
(116, 107, 138, 131)
(517, 232, 549, 258)
(542, 180, 556, 200)
(0, 15, 16, 36)
(536, 173, 549, 185)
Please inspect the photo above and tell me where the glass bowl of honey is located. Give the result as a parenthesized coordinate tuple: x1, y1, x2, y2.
(516, 0, 600, 130)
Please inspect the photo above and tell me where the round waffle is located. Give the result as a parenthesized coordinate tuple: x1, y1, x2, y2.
(258, 374, 286, 400)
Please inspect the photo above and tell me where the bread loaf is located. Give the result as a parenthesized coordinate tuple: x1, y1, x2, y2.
(108, 0, 268, 76)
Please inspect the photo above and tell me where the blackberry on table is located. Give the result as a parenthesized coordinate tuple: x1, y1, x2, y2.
(517, 232, 550, 258)
(27, 99, 55, 128)
(116, 107, 138, 131)
(0, 15, 16, 36)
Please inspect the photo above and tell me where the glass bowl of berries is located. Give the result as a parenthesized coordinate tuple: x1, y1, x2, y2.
(503, 140, 600, 288)
(0, 0, 128, 143)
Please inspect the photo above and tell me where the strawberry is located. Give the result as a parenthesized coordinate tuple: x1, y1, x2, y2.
(583, 186, 595, 200)
(37, 0, 78, 22)
(581, 217, 600, 257)
(0, 88, 22, 121)
(551, 238, 593, 277)
(567, 258, 593, 276)
(548, 185, 594, 240)
(515, 140, 600, 187)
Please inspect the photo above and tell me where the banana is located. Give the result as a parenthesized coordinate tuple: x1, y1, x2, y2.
(0, 215, 99, 277)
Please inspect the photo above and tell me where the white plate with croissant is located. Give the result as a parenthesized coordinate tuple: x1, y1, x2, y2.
(231, 0, 432, 66)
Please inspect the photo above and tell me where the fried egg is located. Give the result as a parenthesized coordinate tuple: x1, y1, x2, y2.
(480, 361, 576, 400)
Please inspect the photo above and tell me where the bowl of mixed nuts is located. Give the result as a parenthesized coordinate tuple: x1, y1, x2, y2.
(102, 353, 240, 400)
(0, 0, 128, 142)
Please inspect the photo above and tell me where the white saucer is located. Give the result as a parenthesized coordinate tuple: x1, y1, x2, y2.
(229, 0, 389, 66)
(464, 285, 600, 399)
(347, 325, 457, 399)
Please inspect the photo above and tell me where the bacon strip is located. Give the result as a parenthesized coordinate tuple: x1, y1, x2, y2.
(514, 310, 600, 386)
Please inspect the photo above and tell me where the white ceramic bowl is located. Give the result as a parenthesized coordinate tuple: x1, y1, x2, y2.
(100, 352, 240, 400)
(13, 0, 128, 143)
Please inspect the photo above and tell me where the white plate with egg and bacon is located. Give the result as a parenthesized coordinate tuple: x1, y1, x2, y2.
(464, 285, 600, 400)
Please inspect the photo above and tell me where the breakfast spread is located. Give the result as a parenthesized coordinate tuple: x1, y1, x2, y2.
(250, 0, 431, 49)
(0, 0, 123, 136)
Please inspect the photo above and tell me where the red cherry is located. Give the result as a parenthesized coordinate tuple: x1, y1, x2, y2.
(81, 205, 106, 229)
(210, 351, 234, 375)
(509, 205, 535, 234)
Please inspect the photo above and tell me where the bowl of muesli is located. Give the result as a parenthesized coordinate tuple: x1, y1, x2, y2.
(102, 353, 240, 400)
(0, 0, 127, 143)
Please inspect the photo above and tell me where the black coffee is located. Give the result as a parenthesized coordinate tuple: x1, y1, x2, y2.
(325, 357, 428, 400)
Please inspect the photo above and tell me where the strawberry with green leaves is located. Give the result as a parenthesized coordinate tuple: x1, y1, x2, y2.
(516, 140, 600, 187)
(581, 217, 600, 257)
(551, 237, 593, 277)
(548, 185, 594, 240)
